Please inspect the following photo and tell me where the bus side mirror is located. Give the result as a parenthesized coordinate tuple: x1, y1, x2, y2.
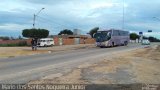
(93, 33, 96, 38)
(107, 32, 111, 37)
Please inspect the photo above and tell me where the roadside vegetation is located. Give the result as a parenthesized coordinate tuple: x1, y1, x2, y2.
(130, 33, 160, 42)
(22, 28, 49, 38)
(0, 41, 27, 47)
(58, 29, 73, 35)
(0, 36, 23, 40)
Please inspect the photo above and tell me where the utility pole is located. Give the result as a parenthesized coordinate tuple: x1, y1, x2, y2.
(33, 8, 45, 28)
(122, 0, 125, 30)
(33, 14, 36, 28)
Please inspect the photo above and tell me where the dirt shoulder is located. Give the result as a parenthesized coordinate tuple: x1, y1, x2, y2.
(0, 44, 95, 58)
(29, 45, 160, 84)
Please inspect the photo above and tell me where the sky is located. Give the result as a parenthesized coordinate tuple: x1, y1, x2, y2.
(0, 0, 160, 39)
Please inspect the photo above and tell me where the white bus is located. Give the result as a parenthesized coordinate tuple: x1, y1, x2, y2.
(94, 29, 130, 47)
(37, 38, 54, 47)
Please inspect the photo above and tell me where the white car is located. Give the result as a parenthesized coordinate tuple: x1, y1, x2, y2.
(142, 39, 150, 45)
(37, 38, 54, 47)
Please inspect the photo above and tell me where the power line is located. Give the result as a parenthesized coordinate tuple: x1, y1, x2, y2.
(36, 16, 77, 29)
(122, 0, 125, 30)
(36, 17, 66, 29)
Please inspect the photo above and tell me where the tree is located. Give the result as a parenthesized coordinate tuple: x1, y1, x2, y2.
(143, 36, 148, 39)
(22, 28, 49, 38)
(58, 29, 73, 35)
(89, 27, 99, 38)
(10, 36, 15, 40)
(148, 36, 160, 42)
(130, 33, 139, 40)
(0, 36, 10, 40)
(18, 35, 23, 40)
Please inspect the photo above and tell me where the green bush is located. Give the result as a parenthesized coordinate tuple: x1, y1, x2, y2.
(17, 41, 27, 46)
(0, 41, 28, 47)
(0, 43, 17, 47)
(58, 29, 73, 35)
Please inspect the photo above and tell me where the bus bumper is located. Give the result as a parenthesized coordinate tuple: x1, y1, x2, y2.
(96, 41, 108, 47)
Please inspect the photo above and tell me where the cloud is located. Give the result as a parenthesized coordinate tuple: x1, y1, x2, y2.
(127, 22, 160, 32)
(0, 23, 29, 31)
(0, 0, 160, 39)
(0, 23, 29, 36)
(144, 32, 160, 39)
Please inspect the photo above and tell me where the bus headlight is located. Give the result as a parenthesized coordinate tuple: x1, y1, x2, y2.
(101, 42, 105, 45)
(105, 41, 108, 46)
(101, 41, 108, 46)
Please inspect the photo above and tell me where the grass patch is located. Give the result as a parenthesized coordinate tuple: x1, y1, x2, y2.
(0, 41, 28, 47)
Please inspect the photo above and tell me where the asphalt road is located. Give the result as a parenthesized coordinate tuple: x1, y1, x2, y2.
(0, 43, 155, 84)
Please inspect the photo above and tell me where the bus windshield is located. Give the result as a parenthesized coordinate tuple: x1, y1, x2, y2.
(94, 31, 111, 42)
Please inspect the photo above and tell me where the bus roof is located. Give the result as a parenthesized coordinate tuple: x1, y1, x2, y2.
(98, 29, 129, 32)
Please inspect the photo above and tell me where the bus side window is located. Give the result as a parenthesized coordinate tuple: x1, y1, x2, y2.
(114, 30, 119, 36)
(118, 31, 121, 36)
